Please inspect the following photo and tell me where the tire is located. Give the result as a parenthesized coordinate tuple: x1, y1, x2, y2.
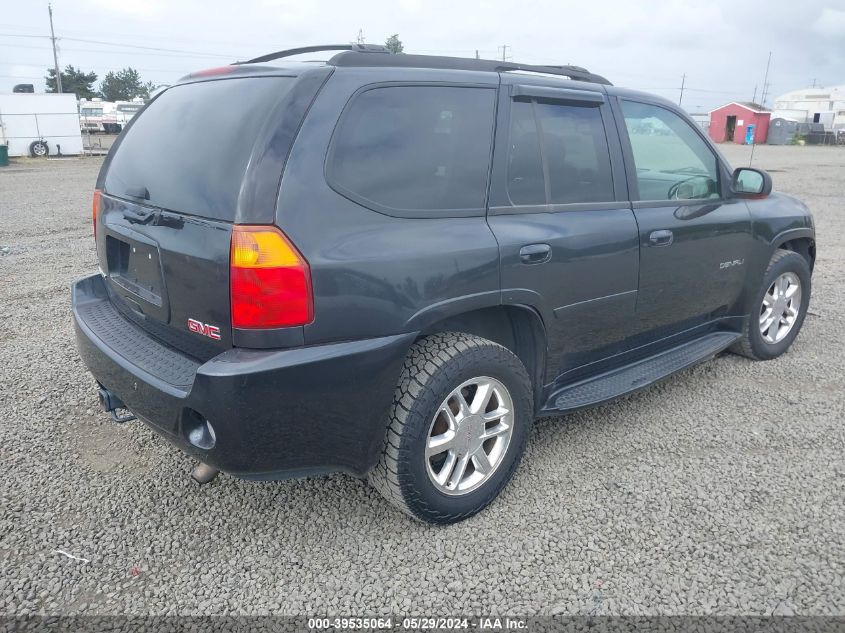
(731, 249, 811, 360)
(29, 140, 49, 158)
(369, 332, 532, 524)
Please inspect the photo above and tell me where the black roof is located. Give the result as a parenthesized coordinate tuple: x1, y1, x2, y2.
(239, 44, 611, 85)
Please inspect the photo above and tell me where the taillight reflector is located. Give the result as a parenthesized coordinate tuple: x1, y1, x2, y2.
(92, 189, 102, 239)
(230, 225, 313, 329)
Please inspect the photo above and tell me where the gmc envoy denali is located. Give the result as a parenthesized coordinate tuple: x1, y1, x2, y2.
(72, 44, 815, 523)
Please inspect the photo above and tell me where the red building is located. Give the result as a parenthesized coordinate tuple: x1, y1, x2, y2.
(708, 102, 771, 144)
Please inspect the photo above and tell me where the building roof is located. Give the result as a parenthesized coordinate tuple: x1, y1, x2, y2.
(739, 102, 770, 112)
(709, 101, 771, 114)
(774, 85, 845, 103)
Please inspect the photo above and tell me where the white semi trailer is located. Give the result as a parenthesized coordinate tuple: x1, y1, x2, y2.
(0, 93, 83, 157)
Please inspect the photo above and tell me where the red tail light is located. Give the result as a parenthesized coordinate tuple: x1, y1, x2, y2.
(92, 189, 102, 239)
(190, 66, 236, 78)
(230, 225, 313, 329)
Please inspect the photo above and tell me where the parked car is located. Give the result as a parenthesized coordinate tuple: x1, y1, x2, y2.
(72, 45, 815, 523)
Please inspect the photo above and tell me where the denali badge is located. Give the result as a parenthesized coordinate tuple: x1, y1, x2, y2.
(187, 318, 221, 340)
(720, 259, 744, 269)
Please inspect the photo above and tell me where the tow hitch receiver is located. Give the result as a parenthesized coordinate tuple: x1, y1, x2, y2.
(97, 385, 137, 423)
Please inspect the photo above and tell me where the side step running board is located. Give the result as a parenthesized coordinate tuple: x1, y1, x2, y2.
(542, 331, 741, 414)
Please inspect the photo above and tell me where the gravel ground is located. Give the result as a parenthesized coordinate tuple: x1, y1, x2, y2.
(0, 146, 843, 616)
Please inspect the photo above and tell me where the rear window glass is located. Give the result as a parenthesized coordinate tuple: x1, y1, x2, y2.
(104, 77, 294, 220)
(329, 86, 496, 214)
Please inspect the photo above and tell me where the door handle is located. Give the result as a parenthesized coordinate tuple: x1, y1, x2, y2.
(519, 243, 552, 264)
(648, 229, 674, 247)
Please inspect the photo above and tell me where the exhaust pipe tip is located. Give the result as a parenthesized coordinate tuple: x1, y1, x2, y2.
(191, 463, 220, 485)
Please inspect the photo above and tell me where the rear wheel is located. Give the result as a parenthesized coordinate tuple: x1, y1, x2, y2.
(369, 332, 532, 524)
(731, 249, 811, 360)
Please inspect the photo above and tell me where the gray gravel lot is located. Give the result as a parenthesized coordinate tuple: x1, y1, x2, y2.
(0, 145, 843, 616)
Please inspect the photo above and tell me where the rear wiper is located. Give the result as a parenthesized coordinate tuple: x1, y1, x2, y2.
(121, 185, 156, 224)
(123, 207, 157, 225)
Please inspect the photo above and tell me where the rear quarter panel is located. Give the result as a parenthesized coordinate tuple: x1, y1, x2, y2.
(276, 67, 502, 344)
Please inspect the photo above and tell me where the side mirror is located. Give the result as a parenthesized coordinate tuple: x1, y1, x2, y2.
(731, 167, 772, 198)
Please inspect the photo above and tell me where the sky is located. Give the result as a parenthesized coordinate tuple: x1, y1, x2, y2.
(1, 0, 844, 112)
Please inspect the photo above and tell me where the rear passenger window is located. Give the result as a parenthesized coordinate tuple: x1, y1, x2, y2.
(329, 86, 496, 214)
(506, 99, 614, 206)
(507, 101, 545, 205)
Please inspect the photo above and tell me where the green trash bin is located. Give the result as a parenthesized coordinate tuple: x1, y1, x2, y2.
(0, 143, 9, 167)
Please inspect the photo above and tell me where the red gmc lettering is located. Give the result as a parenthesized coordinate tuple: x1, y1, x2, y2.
(187, 318, 221, 340)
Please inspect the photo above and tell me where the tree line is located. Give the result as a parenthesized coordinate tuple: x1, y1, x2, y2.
(45, 65, 156, 101)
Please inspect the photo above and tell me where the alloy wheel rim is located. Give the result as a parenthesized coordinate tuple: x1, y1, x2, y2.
(759, 272, 801, 344)
(33, 143, 47, 156)
(424, 376, 514, 496)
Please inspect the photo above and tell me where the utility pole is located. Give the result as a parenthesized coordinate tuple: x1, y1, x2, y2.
(499, 45, 510, 62)
(811, 78, 816, 88)
(356, 29, 365, 44)
(759, 51, 772, 106)
(48, 3, 62, 93)
(678, 74, 686, 106)
(475, 49, 479, 59)
(751, 84, 758, 104)
(761, 82, 771, 106)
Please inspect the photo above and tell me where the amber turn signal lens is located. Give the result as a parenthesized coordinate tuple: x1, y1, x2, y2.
(92, 189, 102, 239)
(231, 227, 301, 268)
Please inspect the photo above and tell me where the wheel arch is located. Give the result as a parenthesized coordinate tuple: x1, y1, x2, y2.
(771, 228, 815, 272)
(414, 304, 548, 414)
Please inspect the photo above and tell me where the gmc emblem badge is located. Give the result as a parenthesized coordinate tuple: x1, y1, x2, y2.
(187, 318, 221, 341)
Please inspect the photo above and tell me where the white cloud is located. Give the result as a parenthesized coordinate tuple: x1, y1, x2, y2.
(81, 0, 169, 17)
(812, 8, 845, 37)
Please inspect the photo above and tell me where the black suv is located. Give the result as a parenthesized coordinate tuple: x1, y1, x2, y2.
(73, 44, 815, 523)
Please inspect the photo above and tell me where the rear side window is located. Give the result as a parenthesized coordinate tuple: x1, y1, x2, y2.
(104, 77, 295, 220)
(507, 101, 545, 205)
(329, 86, 496, 215)
(507, 99, 614, 205)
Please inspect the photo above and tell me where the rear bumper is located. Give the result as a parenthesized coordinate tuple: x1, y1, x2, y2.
(72, 273, 415, 478)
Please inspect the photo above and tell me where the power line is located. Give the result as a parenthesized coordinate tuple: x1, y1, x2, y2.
(0, 32, 239, 58)
(60, 36, 241, 58)
(0, 32, 49, 38)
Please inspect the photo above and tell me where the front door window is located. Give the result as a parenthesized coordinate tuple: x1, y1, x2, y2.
(621, 100, 720, 201)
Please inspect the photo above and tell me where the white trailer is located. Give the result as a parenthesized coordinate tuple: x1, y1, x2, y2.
(0, 93, 83, 157)
(79, 97, 144, 134)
